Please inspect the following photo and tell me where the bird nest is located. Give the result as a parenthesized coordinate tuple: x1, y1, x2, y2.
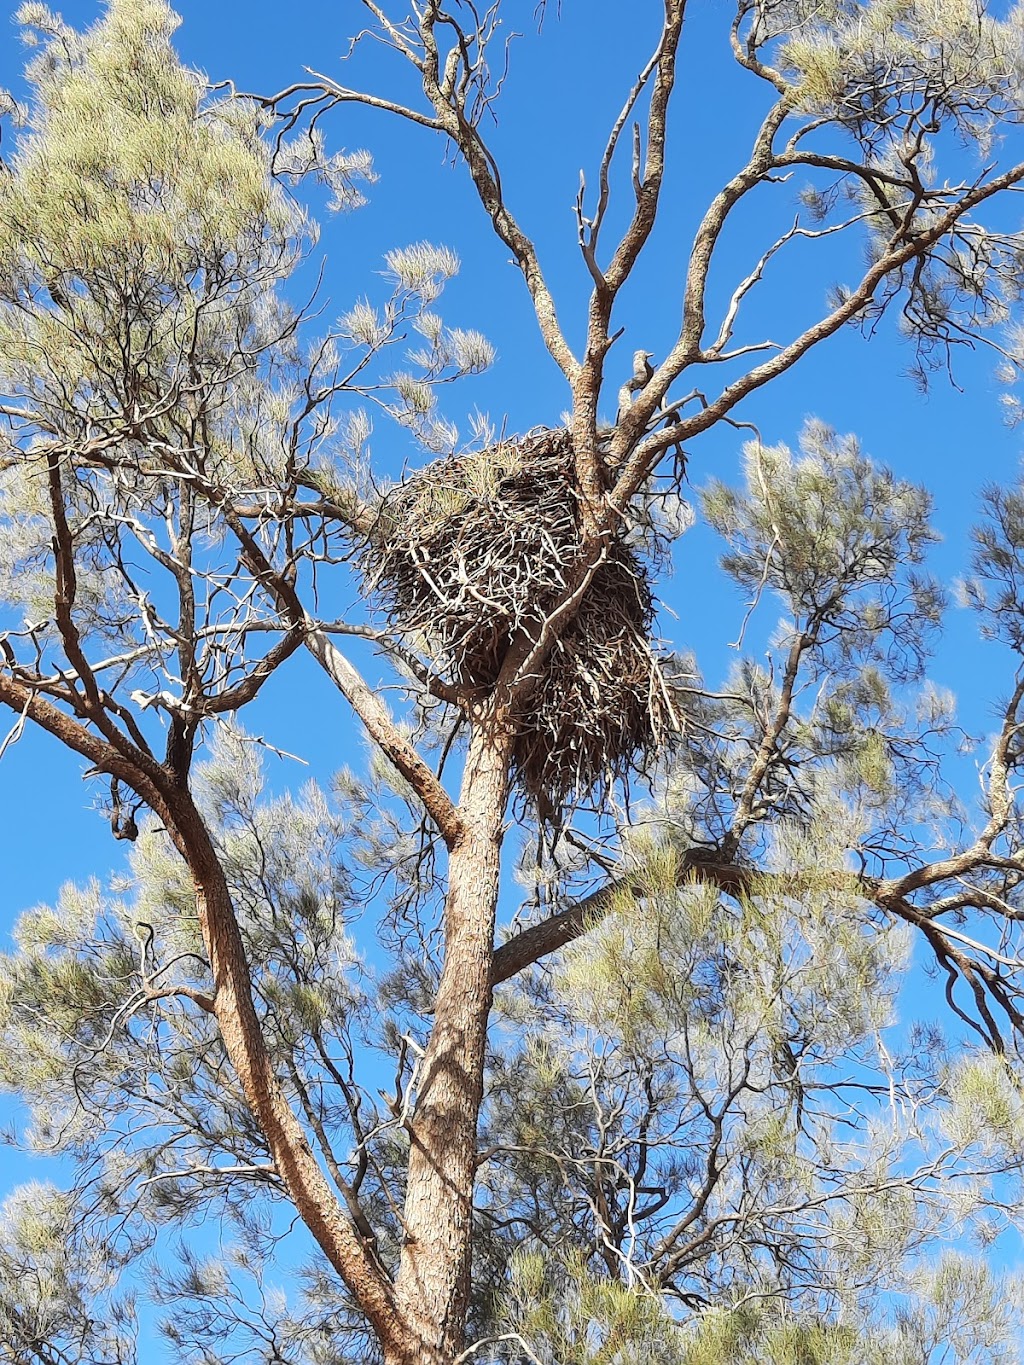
(363, 427, 675, 825)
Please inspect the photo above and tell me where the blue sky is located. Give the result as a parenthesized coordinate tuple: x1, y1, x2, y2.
(0, 0, 1019, 911)
(1, 0, 1024, 1344)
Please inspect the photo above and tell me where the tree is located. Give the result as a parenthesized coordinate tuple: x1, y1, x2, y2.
(4, 0, 1024, 1361)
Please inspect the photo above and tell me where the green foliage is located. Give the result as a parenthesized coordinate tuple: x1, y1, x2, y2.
(482, 834, 1024, 1357)
(0, 1182, 136, 1364)
(0, 728, 406, 1358)
(501, 1249, 686, 1364)
(5, 0, 1024, 1362)
(0, 0, 309, 482)
(702, 421, 941, 680)
(962, 480, 1024, 651)
(779, 0, 1024, 134)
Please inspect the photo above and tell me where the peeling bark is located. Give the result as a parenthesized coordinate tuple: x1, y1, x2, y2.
(390, 722, 512, 1363)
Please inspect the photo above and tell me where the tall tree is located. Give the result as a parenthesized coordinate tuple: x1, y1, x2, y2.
(4, 2, 1024, 1361)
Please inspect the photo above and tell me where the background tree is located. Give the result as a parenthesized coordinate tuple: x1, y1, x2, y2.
(4, 1, 1024, 1362)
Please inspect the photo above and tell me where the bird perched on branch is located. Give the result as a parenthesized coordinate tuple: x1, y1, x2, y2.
(616, 349, 655, 423)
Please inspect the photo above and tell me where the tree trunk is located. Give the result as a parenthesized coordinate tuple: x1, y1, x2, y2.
(390, 721, 512, 1364)
(164, 794, 408, 1359)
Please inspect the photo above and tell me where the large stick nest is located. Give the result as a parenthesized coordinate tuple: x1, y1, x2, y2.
(363, 428, 675, 824)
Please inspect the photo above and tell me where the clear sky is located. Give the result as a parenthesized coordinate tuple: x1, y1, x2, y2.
(0, 0, 1019, 913)
(1, 0, 1023, 1342)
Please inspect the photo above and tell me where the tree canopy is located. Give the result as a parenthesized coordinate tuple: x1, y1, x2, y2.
(4, 1, 1024, 1362)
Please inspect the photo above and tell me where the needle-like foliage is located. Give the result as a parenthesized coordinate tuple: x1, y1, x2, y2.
(5, 2, 1024, 1363)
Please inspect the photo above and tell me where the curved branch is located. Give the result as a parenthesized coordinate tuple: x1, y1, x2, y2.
(492, 843, 1024, 1056)
(304, 626, 465, 847)
(612, 154, 1024, 499)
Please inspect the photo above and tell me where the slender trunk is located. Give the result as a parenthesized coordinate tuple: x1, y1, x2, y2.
(390, 721, 512, 1364)
(164, 794, 407, 1358)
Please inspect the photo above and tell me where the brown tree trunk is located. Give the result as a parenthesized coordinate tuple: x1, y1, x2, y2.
(163, 794, 408, 1359)
(390, 720, 512, 1364)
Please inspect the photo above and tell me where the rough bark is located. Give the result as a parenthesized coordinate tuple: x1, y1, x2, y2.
(162, 794, 408, 1359)
(389, 720, 512, 1365)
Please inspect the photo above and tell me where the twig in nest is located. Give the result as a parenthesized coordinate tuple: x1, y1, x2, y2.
(363, 428, 678, 826)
